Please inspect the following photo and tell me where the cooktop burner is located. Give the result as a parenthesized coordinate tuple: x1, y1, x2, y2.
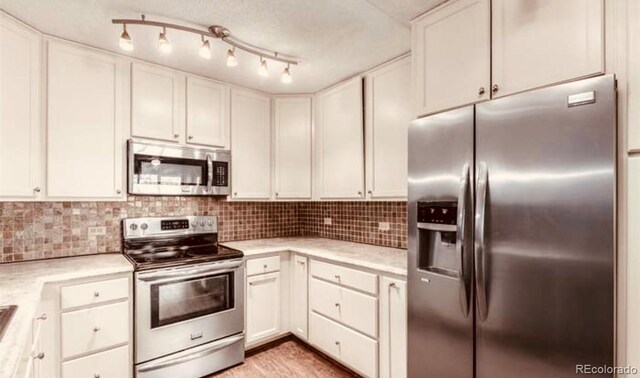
(122, 216, 243, 270)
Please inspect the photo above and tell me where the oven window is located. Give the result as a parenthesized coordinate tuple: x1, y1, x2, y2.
(150, 272, 234, 328)
(133, 154, 207, 186)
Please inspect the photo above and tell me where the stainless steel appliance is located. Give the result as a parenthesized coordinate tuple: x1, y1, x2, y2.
(123, 216, 245, 378)
(128, 140, 230, 196)
(408, 75, 615, 378)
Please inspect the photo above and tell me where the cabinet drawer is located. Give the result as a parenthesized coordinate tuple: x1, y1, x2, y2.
(61, 277, 129, 309)
(310, 260, 378, 295)
(61, 301, 129, 359)
(246, 256, 280, 276)
(309, 312, 377, 378)
(62, 345, 129, 378)
(309, 277, 377, 338)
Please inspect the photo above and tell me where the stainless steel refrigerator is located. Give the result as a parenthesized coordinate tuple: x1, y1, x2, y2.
(407, 75, 615, 378)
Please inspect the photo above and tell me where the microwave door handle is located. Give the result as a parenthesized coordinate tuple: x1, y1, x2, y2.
(206, 154, 213, 192)
(475, 161, 489, 321)
(456, 163, 471, 318)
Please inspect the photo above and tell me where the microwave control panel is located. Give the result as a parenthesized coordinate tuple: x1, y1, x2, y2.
(212, 162, 229, 187)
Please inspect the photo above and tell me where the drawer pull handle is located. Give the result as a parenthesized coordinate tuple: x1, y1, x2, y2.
(31, 352, 45, 360)
(335, 341, 340, 346)
(94, 374, 101, 378)
(389, 282, 396, 288)
(335, 303, 340, 308)
(334, 274, 340, 280)
(36, 313, 47, 321)
(94, 292, 100, 297)
(93, 326, 101, 332)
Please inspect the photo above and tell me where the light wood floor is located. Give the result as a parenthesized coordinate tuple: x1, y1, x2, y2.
(210, 337, 359, 377)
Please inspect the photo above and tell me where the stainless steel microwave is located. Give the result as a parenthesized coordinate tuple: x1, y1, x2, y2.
(128, 140, 230, 196)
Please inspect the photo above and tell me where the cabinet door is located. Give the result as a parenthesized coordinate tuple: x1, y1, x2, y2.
(47, 42, 126, 199)
(230, 89, 271, 199)
(412, 0, 490, 116)
(186, 76, 229, 148)
(316, 78, 364, 199)
(492, 0, 604, 97)
(291, 255, 308, 340)
(365, 57, 412, 199)
(131, 62, 183, 142)
(246, 272, 281, 345)
(0, 14, 43, 198)
(379, 277, 407, 378)
(274, 97, 312, 199)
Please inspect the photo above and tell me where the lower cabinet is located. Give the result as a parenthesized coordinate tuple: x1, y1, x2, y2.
(290, 254, 308, 340)
(61, 345, 130, 378)
(379, 277, 407, 378)
(246, 270, 281, 345)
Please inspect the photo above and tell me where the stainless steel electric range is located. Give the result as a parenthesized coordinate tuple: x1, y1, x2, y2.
(122, 216, 244, 378)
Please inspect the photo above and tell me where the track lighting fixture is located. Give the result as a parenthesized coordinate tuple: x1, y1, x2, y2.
(281, 64, 292, 84)
(258, 57, 269, 77)
(119, 24, 133, 51)
(157, 27, 172, 54)
(226, 47, 238, 67)
(199, 35, 211, 59)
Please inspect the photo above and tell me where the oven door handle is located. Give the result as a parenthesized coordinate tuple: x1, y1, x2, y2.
(137, 333, 244, 373)
(206, 154, 213, 193)
(137, 259, 243, 282)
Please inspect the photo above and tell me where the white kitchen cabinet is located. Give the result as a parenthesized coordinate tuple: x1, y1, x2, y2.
(315, 77, 365, 199)
(365, 57, 412, 199)
(131, 62, 183, 143)
(230, 89, 271, 199)
(47, 41, 127, 199)
(492, 0, 604, 97)
(290, 254, 308, 340)
(186, 76, 230, 148)
(412, 0, 490, 117)
(246, 272, 281, 345)
(0, 14, 43, 199)
(61, 345, 129, 378)
(379, 277, 407, 378)
(273, 97, 312, 199)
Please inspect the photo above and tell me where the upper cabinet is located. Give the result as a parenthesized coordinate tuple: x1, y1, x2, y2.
(412, 0, 490, 117)
(365, 56, 412, 199)
(315, 77, 365, 199)
(131, 62, 183, 143)
(491, 0, 604, 97)
(0, 14, 43, 199)
(231, 89, 271, 199)
(273, 97, 312, 199)
(47, 41, 128, 199)
(186, 76, 230, 148)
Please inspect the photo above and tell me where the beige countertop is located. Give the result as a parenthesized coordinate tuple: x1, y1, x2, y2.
(222, 237, 407, 276)
(0, 253, 133, 378)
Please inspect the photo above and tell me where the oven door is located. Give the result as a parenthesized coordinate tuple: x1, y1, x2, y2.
(128, 140, 230, 196)
(135, 259, 244, 363)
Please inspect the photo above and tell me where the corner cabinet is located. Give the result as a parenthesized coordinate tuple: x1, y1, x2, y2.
(315, 77, 365, 199)
(412, 0, 490, 117)
(273, 97, 312, 199)
(491, 0, 604, 97)
(231, 89, 271, 199)
(379, 277, 407, 378)
(365, 57, 412, 199)
(290, 254, 308, 340)
(185, 76, 230, 148)
(46, 41, 127, 199)
(0, 14, 44, 199)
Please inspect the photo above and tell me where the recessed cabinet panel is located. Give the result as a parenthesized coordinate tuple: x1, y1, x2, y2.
(0, 14, 42, 198)
(412, 0, 490, 117)
(47, 42, 126, 198)
(291, 255, 308, 340)
(365, 57, 412, 199)
(316, 78, 365, 199)
(380, 277, 407, 378)
(274, 97, 312, 199)
(186, 76, 229, 148)
(231, 89, 271, 199)
(131, 62, 182, 142)
(492, 0, 604, 97)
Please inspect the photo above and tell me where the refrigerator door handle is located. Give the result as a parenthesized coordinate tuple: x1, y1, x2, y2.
(456, 163, 471, 317)
(475, 161, 489, 321)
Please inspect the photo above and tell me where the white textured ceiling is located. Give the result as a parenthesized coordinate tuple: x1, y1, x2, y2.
(1, 0, 442, 93)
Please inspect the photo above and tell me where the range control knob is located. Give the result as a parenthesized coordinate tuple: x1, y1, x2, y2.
(129, 223, 138, 231)
(140, 223, 148, 231)
(207, 220, 213, 226)
(200, 220, 205, 227)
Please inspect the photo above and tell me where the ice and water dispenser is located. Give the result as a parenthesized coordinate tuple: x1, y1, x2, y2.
(416, 201, 459, 277)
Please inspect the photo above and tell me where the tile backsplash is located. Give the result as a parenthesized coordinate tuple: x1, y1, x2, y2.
(0, 198, 406, 263)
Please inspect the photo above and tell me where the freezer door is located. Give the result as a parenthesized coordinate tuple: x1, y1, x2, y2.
(408, 106, 474, 378)
(475, 75, 615, 378)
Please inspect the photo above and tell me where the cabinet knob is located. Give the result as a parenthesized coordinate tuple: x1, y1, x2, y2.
(93, 326, 101, 332)
(389, 282, 397, 288)
(94, 374, 101, 378)
(367, 190, 372, 195)
(335, 341, 340, 346)
(36, 313, 47, 321)
(94, 291, 100, 297)
(492, 84, 499, 94)
(357, 191, 362, 196)
(335, 303, 340, 308)
(275, 192, 279, 197)
(116, 189, 122, 194)
(174, 134, 180, 138)
(188, 135, 194, 140)
(334, 274, 340, 280)
(31, 352, 45, 360)
(34, 187, 41, 193)
(233, 192, 238, 197)
(263, 264, 268, 269)
(478, 87, 486, 96)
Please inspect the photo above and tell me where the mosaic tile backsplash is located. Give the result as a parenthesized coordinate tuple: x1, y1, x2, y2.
(0, 198, 406, 263)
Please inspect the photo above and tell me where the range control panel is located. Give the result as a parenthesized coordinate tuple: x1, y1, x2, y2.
(161, 219, 190, 230)
(417, 201, 457, 225)
(123, 216, 217, 239)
